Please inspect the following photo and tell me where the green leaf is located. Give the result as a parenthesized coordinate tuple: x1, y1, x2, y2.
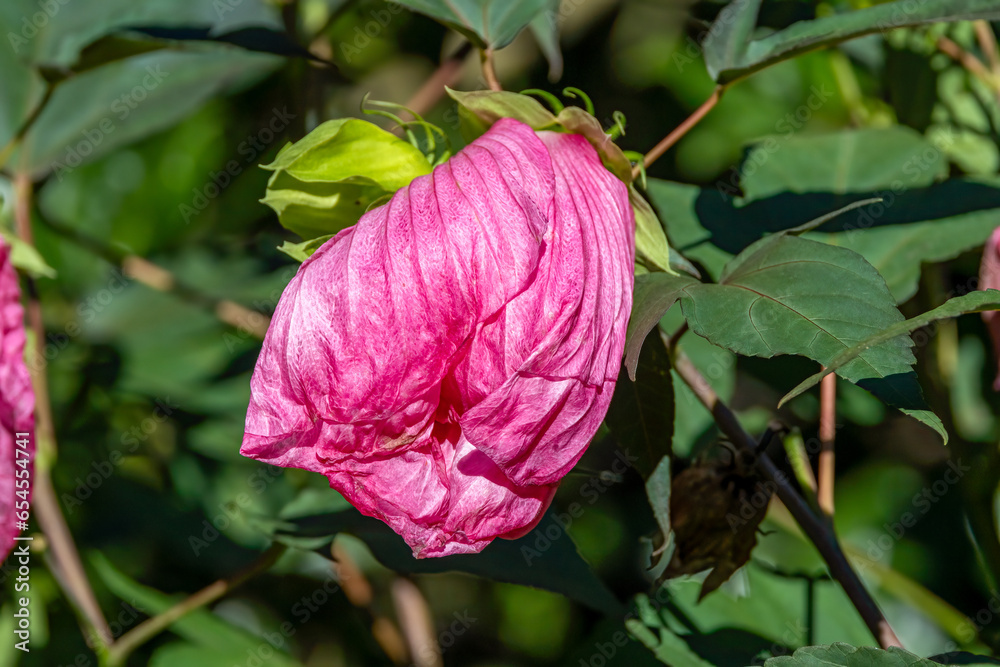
(632, 187, 679, 274)
(37, 34, 167, 82)
(701, 0, 762, 85)
(705, 0, 1000, 84)
(0, 230, 56, 278)
(18, 49, 281, 178)
(736, 127, 947, 203)
(528, 12, 563, 81)
(448, 88, 638, 185)
(605, 328, 675, 480)
(276, 235, 334, 263)
(678, 234, 945, 441)
(626, 594, 717, 667)
(150, 642, 302, 667)
(261, 118, 431, 240)
(782, 290, 1000, 406)
(119, 25, 332, 65)
(759, 643, 1000, 667)
(273, 508, 622, 613)
(625, 272, 699, 379)
(396, 0, 560, 50)
(646, 169, 1000, 303)
(645, 457, 672, 554)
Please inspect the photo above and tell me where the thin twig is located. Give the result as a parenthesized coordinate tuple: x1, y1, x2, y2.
(481, 48, 502, 91)
(392, 577, 442, 667)
(106, 543, 287, 666)
(668, 341, 902, 649)
(404, 41, 474, 117)
(974, 20, 1000, 76)
(13, 174, 113, 648)
(39, 216, 271, 339)
(331, 541, 409, 663)
(818, 373, 836, 517)
(937, 36, 1000, 93)
(633, 85, 723, 180)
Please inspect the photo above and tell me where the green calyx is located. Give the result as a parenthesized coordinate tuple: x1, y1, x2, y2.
(261, 117, 433, 254)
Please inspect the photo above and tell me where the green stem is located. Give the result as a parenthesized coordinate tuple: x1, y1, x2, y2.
(104, 544, 287, 667)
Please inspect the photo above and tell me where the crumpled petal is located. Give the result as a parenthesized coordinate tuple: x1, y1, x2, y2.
(243, 117, 634, 557)
(980, 226, 1000, 390)
(455, 131, 634, 486)
(0, 238, 35, 563)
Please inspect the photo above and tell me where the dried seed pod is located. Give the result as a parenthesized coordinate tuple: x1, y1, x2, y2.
(663, 443, 773, 599)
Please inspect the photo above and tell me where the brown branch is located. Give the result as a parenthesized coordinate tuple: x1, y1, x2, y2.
(106, 543, 286, 666)
(13, 173, 113, 648)
(937, 36, 1000, 93)
(974, 20, 1000, 76)
(634, 85, 723, 180)
(331, 541, 409, 663)
(41, 217, 271, 339)
(404, 41, 474, 117)
(481, 48, 502, 91)
(668, 341, 902, 649)
(392, 577, 442, 667)
(818, 373, 836, 517)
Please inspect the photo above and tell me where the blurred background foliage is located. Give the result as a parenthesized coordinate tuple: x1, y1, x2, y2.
(2, 0, 1000, 665)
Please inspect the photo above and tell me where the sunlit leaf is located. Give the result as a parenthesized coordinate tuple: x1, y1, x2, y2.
(705, 0, 1000, 84)
(261, 118, 431, 239)
(782, 289, 1000, 406)
(679, 234, 945, 440)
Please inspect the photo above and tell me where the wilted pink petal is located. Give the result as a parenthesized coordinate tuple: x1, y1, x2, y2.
(243, 118, 634, 557)
(0, 238, 35, 563)
(980, 226, 1000, 390)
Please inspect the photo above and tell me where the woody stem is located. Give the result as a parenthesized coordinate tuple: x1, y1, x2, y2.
(666, 335, 902, 649)
(13, 173, 113, 648)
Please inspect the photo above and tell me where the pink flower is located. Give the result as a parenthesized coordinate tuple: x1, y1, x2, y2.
(981, 226, 1000, 390)
(243, 118, 634, 557)
(0, 238, 34, 562)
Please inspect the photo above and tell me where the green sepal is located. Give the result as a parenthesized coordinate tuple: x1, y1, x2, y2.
(261, 119, 432, 240)
(276, 234, 336, 263)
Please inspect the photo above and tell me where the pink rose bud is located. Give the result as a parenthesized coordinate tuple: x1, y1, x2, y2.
(243, 118, 634, 557)
(981, 226, 1000, 390)
(0, 238, 35, 562)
